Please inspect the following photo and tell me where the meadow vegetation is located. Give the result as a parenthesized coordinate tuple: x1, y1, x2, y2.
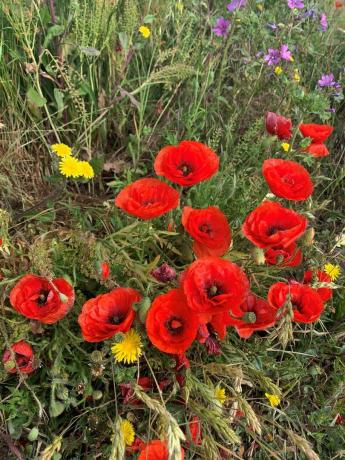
(0, 0, 344, 459)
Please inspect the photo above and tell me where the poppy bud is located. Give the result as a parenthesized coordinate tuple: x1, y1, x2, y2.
(252, 247, 266, 265)
(205, 336, 221, 355)
(92, 390, 103, 400)
(301, 227, 315, 246)
(151, 263, 176, 283)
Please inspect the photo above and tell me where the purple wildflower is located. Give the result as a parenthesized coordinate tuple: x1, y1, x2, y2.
(264, 48, 281, 66)
(320, 13, 328, 31)
(287, 0, 304, 8)
(318, 73, 337, 88)
(304, 9, 316, 18)
(212, 17, 230, 37)
(227, 0, 247, 12)
(326, 108, 336, 113)
(267, 23, 278, 30)
(280, 44, 292, 61)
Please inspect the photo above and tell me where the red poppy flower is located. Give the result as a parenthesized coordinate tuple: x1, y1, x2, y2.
(154, 140, 219, 186)
(268, 282, 324, 323)
(265, 243, 302, 267)
(299, 123, 334, 143)
(182, 257, 249, 321)
(138, 440, 185, 460)
(3, 340, 35, 374)
(242, 201, 307, 249)
(146, 289, 198, 354)
(115, 178, 179, 220)
(78, 287, 141, 342)
(303, 270, 333, 302)
(305, 143, 330, 158)
(10, 274, 75, 324)
(265, 112, 292, 140)
(126, 437, 146, 454)
(262, 159, 314, 201)
(335, 0, 344, 7)
(211, 294, 277, 339)
(188, 416, 202, 445)
(182, 206, 231, 258)
(100, 262, 110, 280)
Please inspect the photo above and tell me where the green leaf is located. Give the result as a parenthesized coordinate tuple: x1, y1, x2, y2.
(54, 88, 65, 115)
(49, 400, 65, 418)
(28, 427, 39, 442)
(80, 46, 100, 57)
(27, 87, 47, 108)
(43, 24, 65, 49)
(143, 14, 155, 24)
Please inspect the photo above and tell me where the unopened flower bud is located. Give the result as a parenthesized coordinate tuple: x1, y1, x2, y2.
(151, 263, 176, 283)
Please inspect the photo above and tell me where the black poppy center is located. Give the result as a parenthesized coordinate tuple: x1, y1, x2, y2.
(166, 316, 184, 334)
(108, 312, 125, 325)
(16, 355, 29, 368)
(267, 225, 284, 236)
(178, 163, 192, 176)
(37, 290, 50, 306)
(199, 223, 212, 234)
(142, 199, 156, 206)
(206, 283, 223, 298)
(291, 301, 302, 312)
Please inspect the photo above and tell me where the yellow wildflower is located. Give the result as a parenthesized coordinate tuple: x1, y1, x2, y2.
(121, 420, 135, 446)
(78, 161, 94, 179)
(111, 329, 142, 364)
(176, 1, 184, 12)
(281, 142, 290, 152)
(293, 69, 300, 82)
(214, 385, 227, 405)
(52, 143, 72, 158)
(324, 263, 341, 281)
(59, 156, 82, 178)
(265, 393, 280, 407)
(139, 26, 151, 39)
(274, 66, 283, 76)
(257, 3, 263, 11)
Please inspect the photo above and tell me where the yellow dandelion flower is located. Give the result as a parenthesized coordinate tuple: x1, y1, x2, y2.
(139, 26, 151, 39)
(214, 385, 227, 405)
(59, 156, 82, 178)
(52, 143, 72, 158)
(121, 420, 135, 446)
(281, 142, 290, 152)
(274, 66, 283, 76)
(265, 393, 280, 407)
(78, 161, 94, 179)
(324, 263, 341, 281)
(111, 329, 142, 364)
